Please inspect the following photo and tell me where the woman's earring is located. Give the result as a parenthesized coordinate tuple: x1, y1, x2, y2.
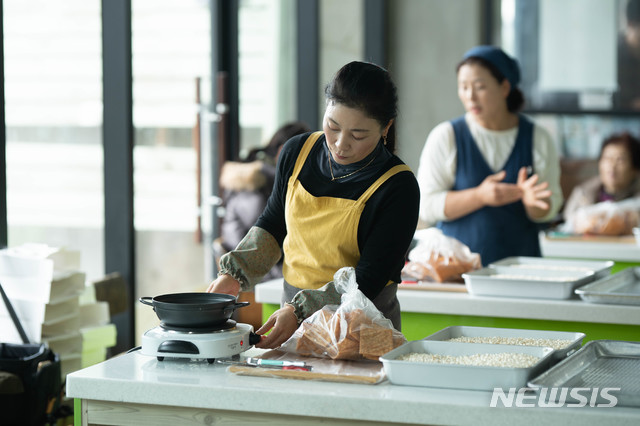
(383, 134, 388, 145)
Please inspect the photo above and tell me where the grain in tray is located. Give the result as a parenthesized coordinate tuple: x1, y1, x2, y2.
(489, 273, 579, 282)
(504, 264, 592, 272)
(398, 352, 540, 368)
(446, 336, 573, 350)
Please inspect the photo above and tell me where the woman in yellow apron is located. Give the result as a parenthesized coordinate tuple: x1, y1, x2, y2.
(207, 61, 420, 349)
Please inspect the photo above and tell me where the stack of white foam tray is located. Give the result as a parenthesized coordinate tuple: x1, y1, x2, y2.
(0, 244, 86, 379)
(78, 283, 117, 368)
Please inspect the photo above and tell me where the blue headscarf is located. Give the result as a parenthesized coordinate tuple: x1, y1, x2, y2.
(462, 45, 521, 91)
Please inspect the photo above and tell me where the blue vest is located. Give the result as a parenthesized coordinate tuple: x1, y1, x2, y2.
(437, 116, 541, 266)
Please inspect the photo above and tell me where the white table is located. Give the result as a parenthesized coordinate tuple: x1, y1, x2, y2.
(67, 349, 640, 426)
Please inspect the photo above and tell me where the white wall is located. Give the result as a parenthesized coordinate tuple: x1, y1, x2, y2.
(319, 0, 365, 123)
(389, 0, 483, 172)
(317, 0, 483, 172)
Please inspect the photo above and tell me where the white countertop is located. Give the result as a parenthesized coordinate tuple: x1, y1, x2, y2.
(66, 349, 640, 425)
(255, 279, 640, 326)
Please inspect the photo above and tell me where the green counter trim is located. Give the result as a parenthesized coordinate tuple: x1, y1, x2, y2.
(263, 304, 277, 324)
(399, 312, 640, 342)
(263, 303, 639, 343)
(612, 262, 638, 273)
(543, 259, 636, 274)
(74, 398, 81, 426)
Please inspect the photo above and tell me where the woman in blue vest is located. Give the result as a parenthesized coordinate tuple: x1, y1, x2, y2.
(417, 46, 563, 266)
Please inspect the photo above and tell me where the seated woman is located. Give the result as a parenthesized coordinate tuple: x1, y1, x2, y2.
(563, 132, 640, 234)
(215, 122, 310, 280)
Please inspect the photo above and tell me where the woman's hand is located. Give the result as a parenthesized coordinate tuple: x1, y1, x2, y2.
(517, 166, 552, 218)
(444, 170, 522, 220)
(254, 304, 299, 349)
(476, 170, 523, 207)
(206, 274, 241, 296)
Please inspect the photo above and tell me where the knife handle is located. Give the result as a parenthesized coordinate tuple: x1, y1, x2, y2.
(246, 357, 307, 368)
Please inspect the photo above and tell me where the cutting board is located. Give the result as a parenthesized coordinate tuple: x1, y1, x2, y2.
(227, 350, 385, 385)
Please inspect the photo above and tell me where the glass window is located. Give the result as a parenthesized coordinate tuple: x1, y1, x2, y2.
(238, 0, 297, 157)
(131, 0, 211, 340)
(4, 0, 104, 281)
(500, 0, 637, 113)
(130, 0, 298, 337)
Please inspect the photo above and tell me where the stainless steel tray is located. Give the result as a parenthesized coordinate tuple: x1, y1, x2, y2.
(380, 340, 554, 390)
(528, 340, 640, 407)
(490, 257, 613, 280)
(424, 326, 585, 362)
(462, 266, 595, 299)
(575, 267, 640, 306)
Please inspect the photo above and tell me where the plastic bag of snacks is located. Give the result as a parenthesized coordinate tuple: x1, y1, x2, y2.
(402, 228, 481, 283)
(280, 267, 406, 360)
(569, 198, 640, 236)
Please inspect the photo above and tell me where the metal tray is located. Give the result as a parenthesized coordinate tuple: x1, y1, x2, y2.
(575, 267, 640, 306)
(528, 340, 640, 407)
(490, 257, 613, 280)
(380, 340, 554, 390)
(424, 326, 585, 362)
(462, 266, 595, 299)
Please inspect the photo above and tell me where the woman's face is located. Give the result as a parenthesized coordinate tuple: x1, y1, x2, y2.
(599, 143, 637, 194)
(624, 22, 640, 54)
(457, 63, 511, 128)
(323, 102, 389, 165)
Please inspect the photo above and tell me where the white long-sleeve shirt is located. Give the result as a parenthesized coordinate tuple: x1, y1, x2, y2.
(417, 113, 563, 227)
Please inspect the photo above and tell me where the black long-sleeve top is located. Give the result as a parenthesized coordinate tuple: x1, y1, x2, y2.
(255, 132, 420, 300)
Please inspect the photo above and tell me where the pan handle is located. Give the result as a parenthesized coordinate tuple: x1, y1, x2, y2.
(139, 297, 154, 306)
(224, 301, 250, 313)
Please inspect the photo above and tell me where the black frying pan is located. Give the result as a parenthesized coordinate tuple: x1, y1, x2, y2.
(139, 292, 249, 328)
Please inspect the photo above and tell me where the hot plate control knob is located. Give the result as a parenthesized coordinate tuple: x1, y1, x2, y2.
(249, 332, 262, 346)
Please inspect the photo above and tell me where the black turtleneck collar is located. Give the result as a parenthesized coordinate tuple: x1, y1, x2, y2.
(316, 138, 392, 183)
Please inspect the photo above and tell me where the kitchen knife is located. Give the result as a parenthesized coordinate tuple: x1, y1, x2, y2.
(245, 357, 309, 368)
(216, 358, 312, 371)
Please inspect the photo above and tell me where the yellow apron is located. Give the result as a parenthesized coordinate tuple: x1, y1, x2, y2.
(282, 131, 411, 290)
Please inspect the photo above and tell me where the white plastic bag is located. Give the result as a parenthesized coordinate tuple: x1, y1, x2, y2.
(565, 198, 640, 236)
(280, 267, 406, 360)
(402, 228, 481, 282)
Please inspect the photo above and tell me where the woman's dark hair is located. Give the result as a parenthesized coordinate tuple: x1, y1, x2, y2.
(245, 121, 311, 162)
(324, 61, 398, 153)
(456, 57, 525, 113)
(599, 132, 640, 170)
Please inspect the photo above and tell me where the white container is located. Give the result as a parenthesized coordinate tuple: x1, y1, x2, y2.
(79, 301, 110, 327)
(633, 227, 640, 246)
(463, 266, 595, 299)
(423, 326, 585, 362)
(490, 257, 613, 280)
(0, 294, 78, 324)
(380, 340, 554, 390)
(60, 352, 83, 379)
(44, 331, 83, 355)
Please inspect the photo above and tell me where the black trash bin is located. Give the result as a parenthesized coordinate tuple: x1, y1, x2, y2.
(0, 283, 63, 426)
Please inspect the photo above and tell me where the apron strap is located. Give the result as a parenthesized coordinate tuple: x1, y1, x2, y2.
(291, 131, 324, 181)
